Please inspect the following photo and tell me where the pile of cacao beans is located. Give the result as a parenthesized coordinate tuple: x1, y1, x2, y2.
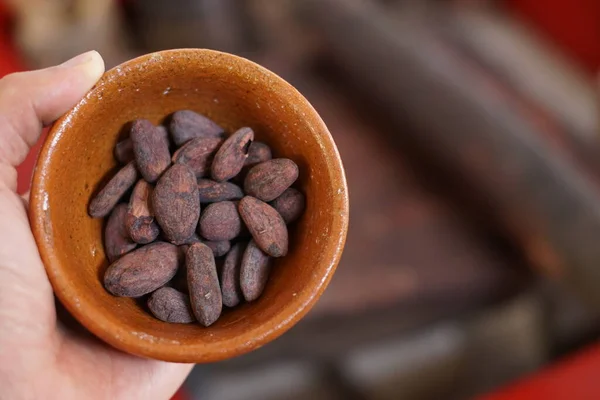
(88, 110, 305, 326)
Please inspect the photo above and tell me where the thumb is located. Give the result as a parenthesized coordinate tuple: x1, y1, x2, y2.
(0, 50, 105, 190)
(0, 51, 104, 356)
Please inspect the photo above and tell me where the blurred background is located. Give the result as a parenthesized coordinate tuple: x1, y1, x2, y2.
(3, 0, 600, 398)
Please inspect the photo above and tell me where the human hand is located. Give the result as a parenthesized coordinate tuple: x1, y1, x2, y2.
(0, 51, 193, 400)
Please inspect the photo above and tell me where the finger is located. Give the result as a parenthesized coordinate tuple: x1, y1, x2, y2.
(0, 52, 105, 353)
(0, 50, 105, 191)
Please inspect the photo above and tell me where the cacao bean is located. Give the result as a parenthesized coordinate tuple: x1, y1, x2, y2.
(126, 180, 160, 244)
(172, 137, 223, 177)
(211, 127, 254, 182)
(240, 240, 271, 301)
(244, 158, 299, 202)
(104, 242, 179, 297)
(89, 161, 138, 218)
(238, 196, 288, 257)
(244, 141, 272, 167)
(186, 243, 222, 326)
(198, 201, 242, 241)
(170, 110, 224, 146)
(197, 179, 243, 203)
(221, 242, 244, 307)
(95, 115, 307, 325)
(131, 119, 171, 183)
(153, 164, 201, 244)
(104, 203, 137, 262)
(148, 287, 194, 323)
(270, 188, 305, 224)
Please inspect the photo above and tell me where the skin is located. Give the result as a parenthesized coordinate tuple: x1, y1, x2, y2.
(0, 51, 192, 399)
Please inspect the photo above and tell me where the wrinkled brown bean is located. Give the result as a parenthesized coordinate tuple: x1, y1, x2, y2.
(221, 242, 245, 307)
(238, 196, 288, 257)
(204, 240, 231, 257)
(153, 164, 200, 244)
(148, 287, 194, 323)
(211, 127, 254, 182)
(240, 240, 271, 301)
(97, 114, 307, 325)
(114, 138, 134, 164)
(172, 137, 223, 177)
(89, 162, 138, 218)
(104, 242, 179, 297)
(104, 203, 137, 262)
(198, 201, 242, 241)
(197, 179, 243, 203)
(270, 188, 305, 224)
(170, 110, 224, 146)
(244, 158, 299, 202)
(131, 119, 171, 183)
(126, 180, 160, 244)
(186, 243, 222, 326)
(244, 141, 272, 167)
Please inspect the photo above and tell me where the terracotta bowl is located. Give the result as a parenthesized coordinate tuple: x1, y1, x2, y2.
(29, 49, 348, 363)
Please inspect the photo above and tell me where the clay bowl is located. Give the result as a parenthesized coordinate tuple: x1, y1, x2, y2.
(29, 49, 348, 363)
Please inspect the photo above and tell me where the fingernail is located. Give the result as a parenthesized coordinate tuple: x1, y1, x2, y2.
(60, 50, 98, 68)
(62, 51, 105, 83)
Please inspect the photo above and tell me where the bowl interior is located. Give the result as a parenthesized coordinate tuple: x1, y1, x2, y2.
(31, 50, 348, 363)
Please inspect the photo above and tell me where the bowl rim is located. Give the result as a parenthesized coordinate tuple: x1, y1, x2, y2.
(29, 48, 349, 363)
